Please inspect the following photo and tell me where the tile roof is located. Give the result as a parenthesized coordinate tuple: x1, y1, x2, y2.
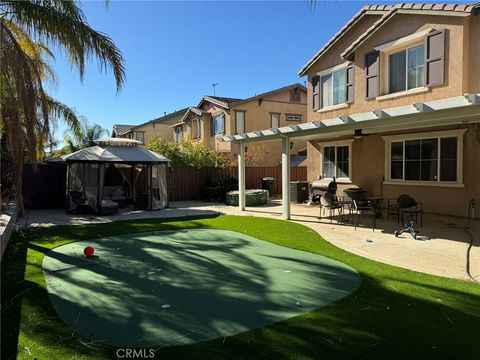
(198, 96, 242, 109)
(229, 83, 307, 107)
(299, 3, 479, 75)
(341, 3, 479, 60)
(112, 124, 134, 136)
(298, 5, 392, 76)
(126, 107, 190, 132)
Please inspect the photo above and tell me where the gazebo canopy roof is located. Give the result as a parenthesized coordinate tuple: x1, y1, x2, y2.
(48, 138, 169, 164)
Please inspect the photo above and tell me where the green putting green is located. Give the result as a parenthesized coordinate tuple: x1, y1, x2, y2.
(42, 229, 360, 347)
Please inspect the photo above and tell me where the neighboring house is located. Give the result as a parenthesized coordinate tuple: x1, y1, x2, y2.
(172, 84, 308, 166)
(296, 3, 480, 217)
(111, 124, 134, 138)
(112, 108, 189, 146)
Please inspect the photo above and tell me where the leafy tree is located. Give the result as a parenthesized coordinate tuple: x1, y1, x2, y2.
(0, 0, 125, 213)
(148, 137, 232, 169)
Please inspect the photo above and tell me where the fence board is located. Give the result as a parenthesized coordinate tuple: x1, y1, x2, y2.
(169, 166, 307, 201)
(3, 163, 307, 207)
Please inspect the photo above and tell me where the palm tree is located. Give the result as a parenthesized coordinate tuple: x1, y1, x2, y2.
(79, 123, 107, 148)
(0, 0, 125, 213)
(53, 123, 107, 157)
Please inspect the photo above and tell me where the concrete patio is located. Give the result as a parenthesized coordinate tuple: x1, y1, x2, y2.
(17, 200, 479, 282)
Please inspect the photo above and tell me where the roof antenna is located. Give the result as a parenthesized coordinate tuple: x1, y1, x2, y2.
(212, 83, 219, 96)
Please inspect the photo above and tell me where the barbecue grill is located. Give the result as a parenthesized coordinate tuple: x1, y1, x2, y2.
(307, 178, 337, 204)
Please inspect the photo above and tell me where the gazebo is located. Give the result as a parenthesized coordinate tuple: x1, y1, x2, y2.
(50, 138, 169, 214)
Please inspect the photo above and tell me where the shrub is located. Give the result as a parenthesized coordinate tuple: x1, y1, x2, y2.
(147, 137, 232, 168)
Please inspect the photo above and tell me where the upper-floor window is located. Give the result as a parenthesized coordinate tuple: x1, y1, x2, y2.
(270, 113, 280, 130)
(313, 64, 353, 110)
(212, 113, 225, 135)
(174, 126, 183, 143)
(365, 29, 445, 99)
(191, 116, 201, 139)
(290, 87, 301, 102)
(389, 44, 425, 94)
(286, 114, 302, 121)
(321, 69, 347, 108)
(235, 111, 245, 134)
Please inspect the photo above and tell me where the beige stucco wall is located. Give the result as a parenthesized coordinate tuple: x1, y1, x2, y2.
(307, 14, 469, 122)
(468, 16, 480, 93)
(174, 89, 308, 165)
(307, 123, 480, 217)
(227, 96, 307, 166)
(122, 111, 186, 147)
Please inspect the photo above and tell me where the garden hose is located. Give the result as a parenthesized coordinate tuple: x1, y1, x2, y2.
(465, 199, 478, 283)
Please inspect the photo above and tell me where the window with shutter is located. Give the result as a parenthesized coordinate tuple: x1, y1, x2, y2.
(312, 76, 320, 110)
(320, 69, 347, 108)
(346, 65, 354, 103)
(425, 30, 445, 87)
(365, 50, 380, 99)
(388, 44, 425, 94)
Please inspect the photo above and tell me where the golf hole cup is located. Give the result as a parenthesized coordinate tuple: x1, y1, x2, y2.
(84, 246, 95, 257)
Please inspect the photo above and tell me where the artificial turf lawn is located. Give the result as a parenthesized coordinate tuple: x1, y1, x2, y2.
(2, 214, 480, 360)
(42, 229, 360, 347)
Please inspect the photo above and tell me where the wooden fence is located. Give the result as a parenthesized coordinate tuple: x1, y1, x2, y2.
(169, 166, 307, 201)
(1, 162, 306, 208)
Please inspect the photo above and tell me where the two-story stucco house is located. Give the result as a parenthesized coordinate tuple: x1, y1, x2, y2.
(172, 84, 308, 166)
(224, 3, 480, 219)
(297, 3, 480, 217)
(111, 108, 189, 146)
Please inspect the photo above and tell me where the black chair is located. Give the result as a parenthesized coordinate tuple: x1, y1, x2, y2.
(388, 194, 423, 227)
(68, 191, 91, 215)
(319, 191, 343, 223)
(353, 199, 377, 231)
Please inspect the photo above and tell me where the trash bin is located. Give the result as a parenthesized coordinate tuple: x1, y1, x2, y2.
(260, 177, 275, 197)
(290, 181, 309, 203)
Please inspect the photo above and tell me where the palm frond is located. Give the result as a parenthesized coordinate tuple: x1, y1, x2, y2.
(2, 0, 125, 90)
(45, 95, 84, 140)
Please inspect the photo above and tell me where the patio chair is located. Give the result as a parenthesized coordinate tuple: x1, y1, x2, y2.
(319, 191, 343, 223)
(68, 191, 90, 215)
(353, 199, 377, 231)
(387, 194, 423, 227)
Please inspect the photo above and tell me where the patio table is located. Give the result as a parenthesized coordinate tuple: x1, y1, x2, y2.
(366, 197, 384, 218)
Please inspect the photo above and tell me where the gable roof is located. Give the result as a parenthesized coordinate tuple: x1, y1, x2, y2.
(341, 3, 479, 60)
(298, 5, 392, 76)
(180, 107, 209, 122)
(197, 96, 242, 109)
(229, 83, 307, 107)
(112, 124, 134, 137)
(123, 107, 189, 133)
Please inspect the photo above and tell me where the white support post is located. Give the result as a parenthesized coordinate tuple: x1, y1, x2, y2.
(281, 137, 291, 220)
(238, 142, 246, 211)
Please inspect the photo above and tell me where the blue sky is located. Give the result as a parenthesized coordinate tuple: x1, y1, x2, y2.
(47, 0, 459, 142)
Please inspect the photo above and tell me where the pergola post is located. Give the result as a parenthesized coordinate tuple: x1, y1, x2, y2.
(281, 137, 291, 220)
(238, 142, 246, 211)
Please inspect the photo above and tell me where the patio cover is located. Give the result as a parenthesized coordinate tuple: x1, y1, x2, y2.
(221, 93, 480, 220)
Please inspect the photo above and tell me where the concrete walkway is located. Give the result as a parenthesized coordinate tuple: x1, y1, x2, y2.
(18, 201, 480, 281)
